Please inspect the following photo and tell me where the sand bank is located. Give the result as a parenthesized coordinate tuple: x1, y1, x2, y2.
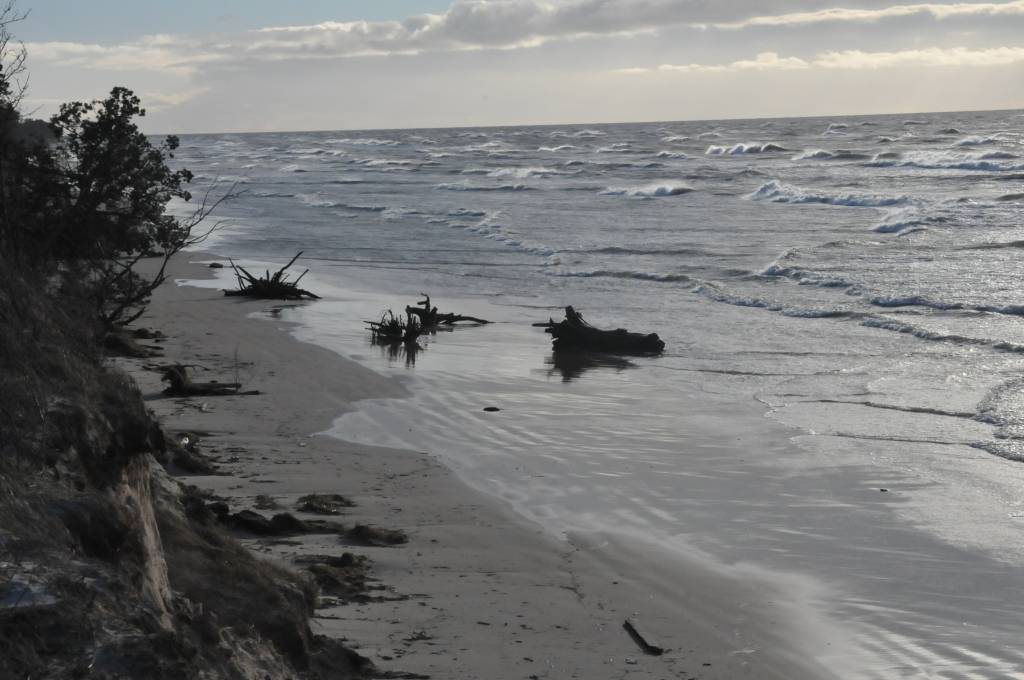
(124, 254, 854, 679)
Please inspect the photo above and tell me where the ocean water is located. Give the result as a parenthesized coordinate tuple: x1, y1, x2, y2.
(173, 110, 1024, 675)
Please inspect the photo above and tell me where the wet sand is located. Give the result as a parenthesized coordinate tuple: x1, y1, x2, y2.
(124, 254, 858, 679)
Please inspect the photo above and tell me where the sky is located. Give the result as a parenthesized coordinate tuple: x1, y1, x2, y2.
(10, 0, 1024, 132)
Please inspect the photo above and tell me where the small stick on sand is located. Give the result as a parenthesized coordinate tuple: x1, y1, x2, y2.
(623, 618, 666, 656)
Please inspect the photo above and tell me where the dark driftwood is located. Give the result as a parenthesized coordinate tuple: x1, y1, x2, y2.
(225, 251, 321, 300)
(534, 306, 665, 354)
(404, 294, 489, 327)
(366, 310, 423, 345)
(623, 618, 666, 656)
(161, 364, 260, 397)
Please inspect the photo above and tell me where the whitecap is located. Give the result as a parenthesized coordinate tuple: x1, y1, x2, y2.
(600, 182, 694, 197)
(706, 142, 786, 155)
(556, 270, 693, 283)
(750, 180, 909, 207)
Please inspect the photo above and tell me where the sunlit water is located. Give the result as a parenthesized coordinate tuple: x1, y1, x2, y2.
(173, 111, 1024, 676)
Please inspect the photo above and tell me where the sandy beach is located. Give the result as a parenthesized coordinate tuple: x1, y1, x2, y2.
(119, 254, 859, 679)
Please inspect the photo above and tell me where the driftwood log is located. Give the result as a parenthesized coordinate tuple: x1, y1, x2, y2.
(405, 294, 489, 327)
(533, 306, 665, 354)
(161, 364, 260, 396)
(225, 252, 321, 300)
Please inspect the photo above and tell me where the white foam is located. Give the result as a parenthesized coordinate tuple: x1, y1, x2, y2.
(597, 143, 635, 153)
(327, 137, 399, 146)
(539, 145, 577, 152)
(867, 151, 1024, 172)
(656, 151, 688, 159)
(556, 270, 693, 283)
(794, 149, 835, 160)
(487, 166, 564, 178)
(750, 180, 909, 207)
(706, 142, 786, 155)
(436, 182, 533, 192)
(296, 193, 337, 208)
(600, 182, 694, 197)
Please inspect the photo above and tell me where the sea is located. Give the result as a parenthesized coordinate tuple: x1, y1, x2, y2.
(172, 110, 1024, 676)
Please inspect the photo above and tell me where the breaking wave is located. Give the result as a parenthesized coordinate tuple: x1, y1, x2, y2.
(555, 270, 693, 283)
(600, 182, 694, 197)
(706, 142, 786, 155)
(861, 317, 1024, 353)
(793, 149, 872, 161)
(435, 182, 534, 192)
(867, 151, 1024, 172)
(750, 180, 909, 207)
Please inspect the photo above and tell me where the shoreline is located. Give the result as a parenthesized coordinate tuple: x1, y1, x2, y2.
(128, 253, 855, 679)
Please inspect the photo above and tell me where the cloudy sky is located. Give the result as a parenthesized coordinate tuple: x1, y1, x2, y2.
(14, 0, 1024, 132)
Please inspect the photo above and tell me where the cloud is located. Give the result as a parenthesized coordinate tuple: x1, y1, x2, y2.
(815, 46, 1024, 68)
(719, 0, 1024, 29)
(27, 36, 221, 76)
(622, 46, 1024, 74)
(27, 0, 1024, 71)
(656, 52, 810, 73)
(141, 87, 210, 111)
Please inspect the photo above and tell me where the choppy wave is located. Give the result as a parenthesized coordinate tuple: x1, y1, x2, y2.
(981, 151, 1019, 160)
(297, 194, 337, 208)
(861, 317, 1024, 353)
(551, 129, 606, 139)
(597, 143, 636, 153)
(600, 182, 694, 197)
(869, 295, 962, 311)
(448, 208, 488, 218)
(252, 190, 296, 198)
(556, 270, 693, 283)
(487, 166, 565, 178)
(695, 283, 852, 318)
(656, 151, 688, 159)
(867, 151, 1024, 172)
(539, 145, 577, 152)
(955, 135, 1001, 146)
(581, 246, 711, 256)
(280, 164, 308, 173)
(873, 207, 943, 234)
(761, 263, 855, 288)
(706, 143, 786, 155)
(793, 149, 871, 161)
(751, 180, 909, 207)
(328, 137, 399, 146)
(336, 203, 388, 212)
(436, 182, 533, 192)
(661, 135, 690, 143)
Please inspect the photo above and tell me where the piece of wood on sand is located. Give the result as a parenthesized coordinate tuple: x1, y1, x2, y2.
(160, 364, 260, 397)
(533, 306, 665, 354)
(623, 617, 666, 656)
(404, 294, 490, 328)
